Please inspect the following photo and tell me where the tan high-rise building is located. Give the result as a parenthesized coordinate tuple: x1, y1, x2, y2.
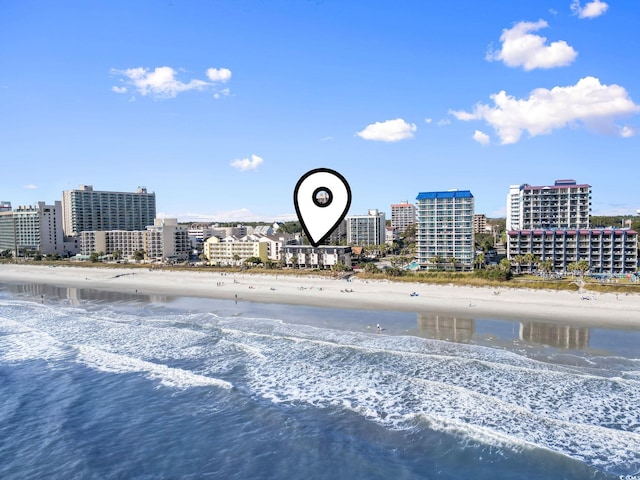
(390, 201, 416, 234)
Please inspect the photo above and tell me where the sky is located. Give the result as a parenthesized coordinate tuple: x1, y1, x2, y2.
(1, 0, 639, 223)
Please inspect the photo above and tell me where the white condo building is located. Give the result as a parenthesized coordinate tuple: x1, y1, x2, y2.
(506, 180, 591, 231)
(416, 190, 475, 271)
(282, 245, 352, 269)
(346, 209, 386, 246)
(0, 201, 65, 256)
(62, 185, 156, 236)
(80, 218, 189, 262)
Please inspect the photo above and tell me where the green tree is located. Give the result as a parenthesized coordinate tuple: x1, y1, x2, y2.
(364, 262, 380, 274)
(538, 259, 554, 274)
(244, 256, 263, 266)
(474, 253, 486, 270)
(112, 249, 122, 261)
(523, 253, 538, 273)
(475, 233, 494, 253)
(513, 255, 525, 274)
(133, 250, 145, 262)
(499, 258, 512, 273)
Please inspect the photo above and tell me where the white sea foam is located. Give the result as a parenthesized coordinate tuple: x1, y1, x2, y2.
(213, 318, 640, 474)
(2, 298, 639, 474)
(0, 316, 70, 362)
(76, 345, 232, 389)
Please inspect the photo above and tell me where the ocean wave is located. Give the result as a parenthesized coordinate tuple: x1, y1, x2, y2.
(2, 298, 639, 475)
(214, 319, 640, 475)
(75, 345, 232, 390)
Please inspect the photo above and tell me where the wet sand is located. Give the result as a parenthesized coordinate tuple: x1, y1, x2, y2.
(1, 264, 639, 328)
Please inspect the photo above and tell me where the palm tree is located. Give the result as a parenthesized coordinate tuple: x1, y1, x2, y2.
(499, 258, 512, 273)
(523, 253, 537, 273)
(513, 254, 525, 274)
(539, 259, 553, 274)
(233, 253, 241, 266)
(474, 253, 486, 270)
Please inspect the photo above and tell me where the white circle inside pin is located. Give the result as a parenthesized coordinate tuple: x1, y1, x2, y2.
(312, 187, 333, 208)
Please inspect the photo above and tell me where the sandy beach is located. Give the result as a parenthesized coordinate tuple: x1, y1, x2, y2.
(1, 264, 639, 328)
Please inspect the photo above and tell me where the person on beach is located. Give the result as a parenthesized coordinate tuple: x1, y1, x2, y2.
(377, 323, 381, 334)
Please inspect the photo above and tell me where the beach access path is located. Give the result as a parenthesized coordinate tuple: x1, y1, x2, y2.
(1, 264, 639, 328)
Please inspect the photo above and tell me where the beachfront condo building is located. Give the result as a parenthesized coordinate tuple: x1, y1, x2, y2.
(415, 190, 475, 271)
(507, 228, 638, 274)
(282, 245, 352, 269)
(346, 209, 386, 246)
(0, 201, 65, 256)
(80, 230, 146, 259)
(145, 218, 190, 263)
(390, 201, 416, 234)
(80, 218, 189, 262)
(62, 185, 156, 236)
(204, 236, 268, 266)
(506, 180, 591, 231)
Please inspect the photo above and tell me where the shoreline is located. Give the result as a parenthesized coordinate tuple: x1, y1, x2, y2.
(1, 264, 640, 329)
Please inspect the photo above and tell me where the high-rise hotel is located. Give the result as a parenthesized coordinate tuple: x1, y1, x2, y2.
(62, 185, 156, 236)
(506, 179, 637, 274)
(416, 190, 474, 271)
(506, 179, 591, 231)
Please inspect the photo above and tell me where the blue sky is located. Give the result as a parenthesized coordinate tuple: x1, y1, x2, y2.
(2, 0, 639, 222)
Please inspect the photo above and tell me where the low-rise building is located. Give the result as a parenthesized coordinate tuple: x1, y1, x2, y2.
(80, 230, 146, 258)
(282, 245, 352, 269)
(80, 218, 189, 262)
(204, 236, 268, 265)
(507, 228, 638, 274)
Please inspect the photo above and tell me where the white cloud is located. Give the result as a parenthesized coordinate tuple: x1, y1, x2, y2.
(571, 0, 609, 18)
(111, 66, 232, 99)
(620, 126, 636, 138)
(473, 130, 491, 145)
(230, 154, 264, 171)
(23, 184, 38, 189)
(450, 76, 640, 144)
(424, 118, 433, 124)
(356, 118, 417, 142)
(486, 20, 577, 70)
(206, 67, 232, 82)
(213, 88, 231, 99)
(437, 118, 451, 126)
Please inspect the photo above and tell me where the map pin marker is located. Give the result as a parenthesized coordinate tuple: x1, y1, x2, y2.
(293, 168, 352, 247)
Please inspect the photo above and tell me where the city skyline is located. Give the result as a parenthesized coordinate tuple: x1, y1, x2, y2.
(2, 1, 639, 222)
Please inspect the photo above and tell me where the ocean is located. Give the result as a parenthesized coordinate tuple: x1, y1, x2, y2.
(1, 282, 639, 480)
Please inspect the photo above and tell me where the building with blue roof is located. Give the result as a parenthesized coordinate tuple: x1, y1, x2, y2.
(415, 190, 475, 271)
